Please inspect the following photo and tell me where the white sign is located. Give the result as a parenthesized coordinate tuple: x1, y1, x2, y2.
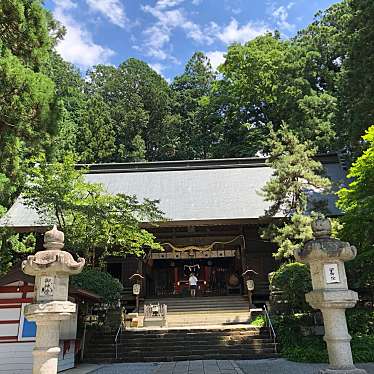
(324, 263, 340, 284)
(39, 276, 55, 298)
(133, 283, 141, 295)
(246, 279, 255, 291)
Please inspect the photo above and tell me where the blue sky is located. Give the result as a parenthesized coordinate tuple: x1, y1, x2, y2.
(45, 0, 339, 81)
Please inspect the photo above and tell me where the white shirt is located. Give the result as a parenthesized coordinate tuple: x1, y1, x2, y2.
(189, 275, 198, 286)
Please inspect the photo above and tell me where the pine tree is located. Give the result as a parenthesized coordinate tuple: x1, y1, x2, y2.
(261, 123, 331, 259)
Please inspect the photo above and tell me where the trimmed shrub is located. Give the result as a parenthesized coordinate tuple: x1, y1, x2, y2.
(270, 262, 312, 313)
(71, 268, 123, 303)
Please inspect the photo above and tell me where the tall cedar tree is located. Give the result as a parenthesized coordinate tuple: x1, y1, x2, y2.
(171, 52, 219, 159)
(338, 0, 374, 153)
(261, 124, 331, 259)
(0, 0, 62, 273)
(85, 59, 176, 162)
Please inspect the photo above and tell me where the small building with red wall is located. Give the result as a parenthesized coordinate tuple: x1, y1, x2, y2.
(0, 266, 100, 373)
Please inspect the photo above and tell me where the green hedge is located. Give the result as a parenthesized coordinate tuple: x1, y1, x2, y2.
(270, 262, 312, 313)
(71, 268, 123, 303)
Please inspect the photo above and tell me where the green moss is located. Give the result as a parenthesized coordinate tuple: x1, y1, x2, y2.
(251, 314, 266, 327)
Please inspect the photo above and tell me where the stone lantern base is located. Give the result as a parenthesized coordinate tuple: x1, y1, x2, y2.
(25, 302, 76, 374)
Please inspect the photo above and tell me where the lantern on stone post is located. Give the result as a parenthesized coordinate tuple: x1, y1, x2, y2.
(22, 226, 85, 374)
(295, 218, 366, 374)
(129, 273, 144, 314)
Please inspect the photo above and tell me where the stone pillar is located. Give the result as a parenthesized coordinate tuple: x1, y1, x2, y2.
(22, 226, 85, 374)
(295, 218, 366, 374)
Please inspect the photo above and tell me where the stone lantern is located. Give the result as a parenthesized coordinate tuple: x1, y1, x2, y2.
(295, 218, 366, 374)
(22, 226, 85, 374)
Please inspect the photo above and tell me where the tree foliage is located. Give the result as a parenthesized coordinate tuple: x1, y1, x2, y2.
(337, 126, 374, 251)
(85, 59, 176, 162)
(71, 268, 123, 303)
(261, 124, 331, 259)
(171, 52, 220, 159)
(338, 0, 374, 152)
(270, 262, 312, 312)
(217, 34, 337, 156)
(337, 126, 374, 294)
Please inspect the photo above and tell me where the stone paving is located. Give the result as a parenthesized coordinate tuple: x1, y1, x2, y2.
(236, 359, 374, 374)
(64, 359, 374, 374)
(80, 360, 243, 374)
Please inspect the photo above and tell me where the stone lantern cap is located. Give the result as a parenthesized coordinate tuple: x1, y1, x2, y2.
(295, 218, 357, 263)
(22, 225, 85, 276)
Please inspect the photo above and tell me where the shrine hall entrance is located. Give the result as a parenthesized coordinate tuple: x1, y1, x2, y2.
(146, 255, 243, 298)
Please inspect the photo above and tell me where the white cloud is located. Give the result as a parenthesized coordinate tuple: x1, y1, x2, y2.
(142, 4, 214, 60)
(206, 51, 225, 71)
(232, 8, 242, 15)
(54, 0, 76, 10)
(218, 19, 269, 45)
(148, 62, 165, 75)
(192, 0, 203, 4)
(142, 24, 170, 60)
(86, 0, 127, 28)
(156, 0, 185, 9)
(142, 4, 270, 61)
(53, 0, 115, 69)
(142, 6, 185, 28)
(182, 20, 215, 44)
(271, 2, 295, 32)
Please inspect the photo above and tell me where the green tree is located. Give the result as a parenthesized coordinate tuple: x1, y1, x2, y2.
(261, 124, 331, 259)
(71, 269, 123, 303)
(270, 262, 312, 312)
(0, 0, 61, 69)
(86, 59, 176, 162)
(0, 0, 61, 207)
(337, 0, 374, 152)
(295, 1, 351, 94)
(76, 95, 116, 163)
(217, 33, 337, 156)
(23, 155, 164, 265)
(45, 53, 86, 161)
(171, 52, 220, 159)
(337, 125, 374, 258)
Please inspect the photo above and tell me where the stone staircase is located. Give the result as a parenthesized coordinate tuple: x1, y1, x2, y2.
(141, 296, 251, 327)
(84, 325, 278, 363)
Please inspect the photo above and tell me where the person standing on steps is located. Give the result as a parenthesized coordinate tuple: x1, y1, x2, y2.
(189, 272, 198, 297)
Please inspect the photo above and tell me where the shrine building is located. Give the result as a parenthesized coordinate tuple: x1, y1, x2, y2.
(0, 154, 346, 308)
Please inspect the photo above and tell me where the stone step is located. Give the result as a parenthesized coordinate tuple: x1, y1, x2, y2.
(89, 340, 274, 355)
(142, 296, 248, 307)
(84, 325, 277, 363)
(88, 334, 271, 345)
(88, 328, 268, 342)
(85, 352, 279, 364)
(85, 346, 277, 358)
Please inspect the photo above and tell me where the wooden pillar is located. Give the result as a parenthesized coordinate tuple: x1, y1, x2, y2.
(204, 266, 209, 282)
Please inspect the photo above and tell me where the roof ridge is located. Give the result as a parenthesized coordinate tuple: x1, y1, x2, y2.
(78, 153, 339, 174)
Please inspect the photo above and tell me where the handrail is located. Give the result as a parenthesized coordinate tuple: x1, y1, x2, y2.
(263, 304, 277, 353)
(114, 320, 124, 360)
